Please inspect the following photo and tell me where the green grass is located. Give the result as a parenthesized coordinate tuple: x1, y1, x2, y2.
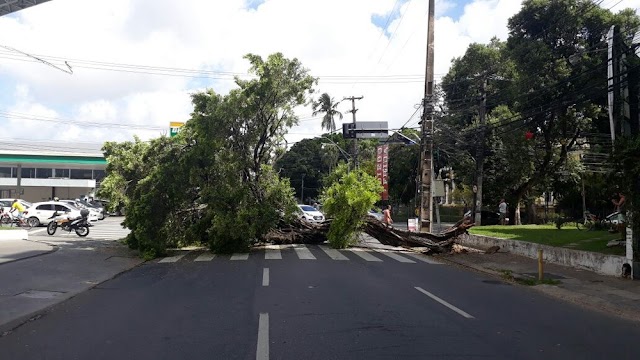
(470, 224, 625, 255)
(499, 269, 561, 286)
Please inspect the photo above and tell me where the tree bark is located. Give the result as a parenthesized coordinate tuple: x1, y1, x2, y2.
(264, 216, 474, 254)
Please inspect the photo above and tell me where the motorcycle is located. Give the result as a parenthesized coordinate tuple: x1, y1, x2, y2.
(46, 209, 91, 237)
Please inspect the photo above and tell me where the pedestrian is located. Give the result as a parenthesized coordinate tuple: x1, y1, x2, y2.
(612, 192, 626, 213)
(499, 198, 507, 225)
(383, 205, 393, 227)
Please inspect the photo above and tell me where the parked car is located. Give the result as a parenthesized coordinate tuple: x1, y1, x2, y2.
(367, 210, 384, 222)
(25, 201, 98, 227)
(297, 204, 325, 223)
(76, 198, 106, 219)
(60, 199, 104, 221)
(464, 209, 501, 225)
(0, 198, 32, 214)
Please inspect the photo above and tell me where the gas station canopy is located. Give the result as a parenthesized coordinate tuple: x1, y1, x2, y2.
(0, 0, 50, 17)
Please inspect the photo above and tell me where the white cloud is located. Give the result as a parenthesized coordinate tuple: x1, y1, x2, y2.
(0, 0, 538, 147)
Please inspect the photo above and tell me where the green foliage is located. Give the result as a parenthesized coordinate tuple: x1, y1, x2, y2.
(99, 53, 315, 257)
(312, 93, 343, 132)
(275, 138, 333, 203)
(321, 163, 383, 249)
(437, 1, 640, 224)
(388, 129, 420, 205)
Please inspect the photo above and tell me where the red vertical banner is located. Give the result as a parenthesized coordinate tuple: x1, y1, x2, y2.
(376, 145, 389, 200)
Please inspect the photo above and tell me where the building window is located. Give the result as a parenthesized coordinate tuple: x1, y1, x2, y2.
(21, 168, 36, 178)
(0, 167, 11, 178)
(70, 169, 93, 179)
(54, 169, 70, 178)
(36, 168, 53, 179)
(93, 170, 106, 181)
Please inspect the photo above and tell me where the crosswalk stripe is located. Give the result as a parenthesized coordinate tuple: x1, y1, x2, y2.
(376, 250, 416, 263)
(404, 253, 443, 264)
(319, 245, 349, 260)
(293, 245, 316, 260)
(158, 253, 187, 263)
(194, 252, 216, 262)
(265, 248, 282, 260)
(348, 249, 383, 262)
(230, 253, 250, 260)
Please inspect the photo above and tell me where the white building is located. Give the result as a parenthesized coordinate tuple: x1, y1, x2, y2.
(0, 142, 106, 202)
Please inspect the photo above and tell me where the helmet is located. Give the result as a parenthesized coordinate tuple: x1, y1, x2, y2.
(53, 197, 59, 201)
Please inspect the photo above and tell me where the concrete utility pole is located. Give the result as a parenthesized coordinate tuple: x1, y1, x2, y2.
(344, 96, 364, 167)
(474, 79, 487, 225)
(419, 0, 435, 232)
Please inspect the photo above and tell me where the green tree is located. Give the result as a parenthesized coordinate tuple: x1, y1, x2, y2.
(321, 163, 383, 248)
(388, 129, 421, 205)
(99, 52, 315, 256)
(312, 93, 343, 132)
(275, 138, 330, 203)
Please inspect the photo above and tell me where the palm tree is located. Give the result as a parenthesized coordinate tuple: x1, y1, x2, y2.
(312, 93, 343, 133)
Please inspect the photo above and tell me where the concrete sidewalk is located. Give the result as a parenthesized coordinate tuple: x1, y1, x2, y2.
(439, 250, 640, 322)
(0, 226, 143, 335)
(0, 238, 56, 264)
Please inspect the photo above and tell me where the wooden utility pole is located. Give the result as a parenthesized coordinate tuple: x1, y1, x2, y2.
(344, 96, 364, 167)
(419, 0, 435, 232)
(474, 79, 487, 225)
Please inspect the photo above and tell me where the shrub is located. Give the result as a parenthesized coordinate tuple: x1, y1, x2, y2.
(321, 164, 383, 249)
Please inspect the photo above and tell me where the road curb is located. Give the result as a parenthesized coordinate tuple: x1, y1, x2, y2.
(0, 240, 59, 267)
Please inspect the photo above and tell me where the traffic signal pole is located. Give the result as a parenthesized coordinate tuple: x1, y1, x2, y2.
(344, 96, 363, 167)
(419, 0, 435, 233)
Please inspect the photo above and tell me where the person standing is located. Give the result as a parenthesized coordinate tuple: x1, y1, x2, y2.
(612, 192, 626, 213)
(499, 199, 508, 225)
(383, 205, 393, 227)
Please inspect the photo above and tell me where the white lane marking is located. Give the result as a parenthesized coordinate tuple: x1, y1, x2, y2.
(194, 252, 216, 262)
(158, 253, 187, 263)
(265, 246, 282, 260)
(348, 248, 383, 262)
(30, 228, 47, 235)
(318, 245, 349, 260)
(293, 245, 316, 260)
(256, 313, 269, 360)
(262, 268, 269, 287)
(230, 253, 250, 260)
(375, 250, 416, 263)
(414, 287, 475, 319)
(405, 253, 443, 265)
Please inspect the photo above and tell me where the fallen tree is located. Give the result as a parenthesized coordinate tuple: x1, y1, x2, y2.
(265, 216, 474, 254)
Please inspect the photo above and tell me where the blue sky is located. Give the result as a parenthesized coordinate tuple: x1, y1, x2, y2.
(371, 0, 470, 36)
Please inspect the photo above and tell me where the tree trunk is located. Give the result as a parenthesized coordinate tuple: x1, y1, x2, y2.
(514, 202, 522, 225)
(264, 216, 474, 253)
(528, 201, 538, 225)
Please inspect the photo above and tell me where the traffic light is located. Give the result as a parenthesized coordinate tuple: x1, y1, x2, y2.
(342, 123, 356, 139)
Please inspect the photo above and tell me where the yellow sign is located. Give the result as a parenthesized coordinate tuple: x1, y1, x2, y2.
(170, 122, 185, 137)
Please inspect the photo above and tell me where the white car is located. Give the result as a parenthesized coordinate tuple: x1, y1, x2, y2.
(25, 201, 98, 227)
(60, 199, 104, 221)
(0, 198, 32, 214)
(297, 204, 325, 223)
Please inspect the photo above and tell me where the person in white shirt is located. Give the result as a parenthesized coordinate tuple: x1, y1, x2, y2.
(499, 199, 508, 225)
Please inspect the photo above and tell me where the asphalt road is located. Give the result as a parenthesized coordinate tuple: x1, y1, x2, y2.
(1, 246, 639, 360)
